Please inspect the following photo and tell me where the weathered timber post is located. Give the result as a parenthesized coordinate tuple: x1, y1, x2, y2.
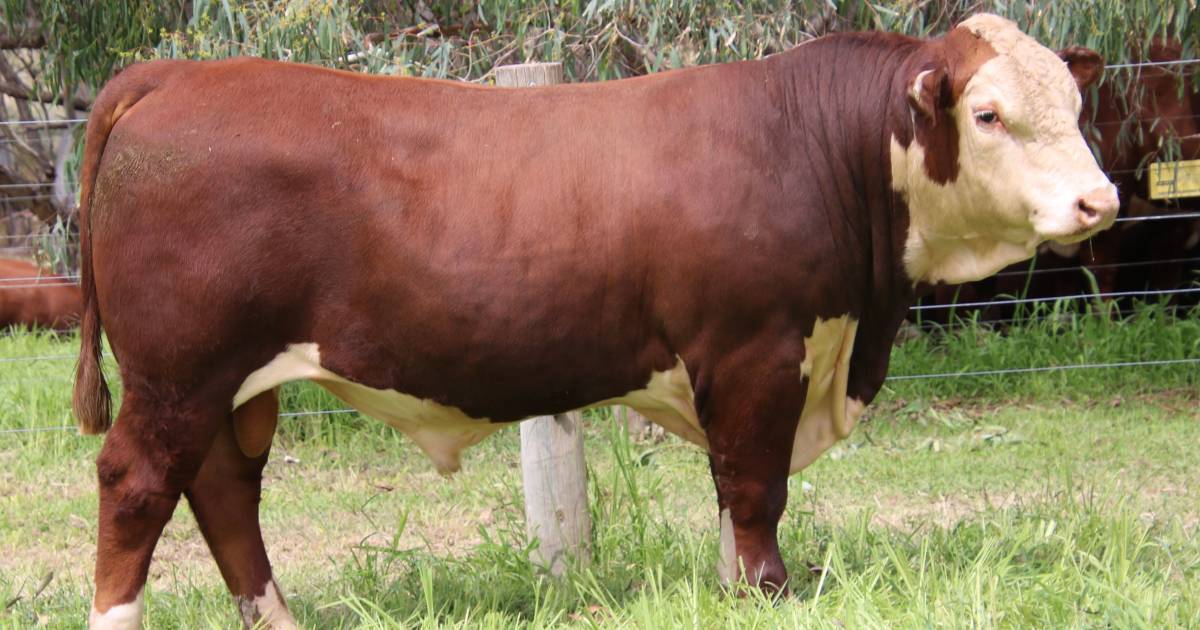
(497, 62, 591, 576)
(517, 410, 589, 575)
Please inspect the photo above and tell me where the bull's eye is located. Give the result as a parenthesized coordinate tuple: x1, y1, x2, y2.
(974, 109, 1002, 129)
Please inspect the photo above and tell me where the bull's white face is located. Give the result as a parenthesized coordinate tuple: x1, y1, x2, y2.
(892, 14, 1119, 285)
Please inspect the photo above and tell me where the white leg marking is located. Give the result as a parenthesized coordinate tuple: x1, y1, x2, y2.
(89, 591, 142, 630)
(238, 578, 298, 630)
(717, 508, 738, 585)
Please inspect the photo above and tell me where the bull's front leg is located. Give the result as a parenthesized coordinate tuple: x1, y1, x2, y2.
(701, 354, 805, 593)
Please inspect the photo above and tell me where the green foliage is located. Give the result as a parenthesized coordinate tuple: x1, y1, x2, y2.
(39, 2, 166, 94)
(891, 301, 1200, 400)
(145, 1, 1197, 84)
(8, 1, 1195, 91)
(0, 0, 186, 100)
(153, 0, 358, 66)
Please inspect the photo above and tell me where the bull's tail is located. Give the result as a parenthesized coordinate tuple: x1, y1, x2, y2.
(73, 66, 159, 434)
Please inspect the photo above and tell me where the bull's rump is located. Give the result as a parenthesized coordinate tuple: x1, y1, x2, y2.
(89, 57, 799, 426)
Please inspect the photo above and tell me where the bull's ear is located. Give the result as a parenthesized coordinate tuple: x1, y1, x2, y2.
(908, 66, 951, 119)
(1058, 46, 1104, 90)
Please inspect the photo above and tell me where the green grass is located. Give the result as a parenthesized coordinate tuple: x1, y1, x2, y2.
(896, 301, 1200, 396)
(1, 310, 1198, 628)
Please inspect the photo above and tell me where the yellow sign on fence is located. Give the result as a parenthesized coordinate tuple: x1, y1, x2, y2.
(1148, 159, 1200, 200)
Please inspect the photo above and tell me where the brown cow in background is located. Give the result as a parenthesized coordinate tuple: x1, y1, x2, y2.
(0, 257, 82, 331)
(1076, 39, 1200, 299)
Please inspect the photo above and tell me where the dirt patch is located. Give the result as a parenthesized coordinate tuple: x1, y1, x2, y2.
(0, 456, 525, 593)
(807, 476, 1198, 533)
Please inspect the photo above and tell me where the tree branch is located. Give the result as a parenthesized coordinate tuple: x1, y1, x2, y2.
(0, 17, 44, 50)
(0, 79, 91, 111)
(0, 32, 44, 49)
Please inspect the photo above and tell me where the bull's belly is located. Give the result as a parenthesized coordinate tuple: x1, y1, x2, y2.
(233, 343, 706, 473)
(233, 317, 866, 475)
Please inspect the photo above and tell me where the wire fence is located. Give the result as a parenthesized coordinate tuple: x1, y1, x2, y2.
(2, 56, 1199, 210)
(1090, 112, 1200, 128)
(0, 194, 58, 203)
(0, 274, 79, 282)
(909, 287, 1200, 312)
(992, 256, 1200, 278)
(1113, 212, 1200, 223)
(3, 352, 1197, 436)
(0, 209, 1195, 288)
(1108, 166, 1200, 178)
(0, 338, 1195, 427)
(2, 273, 1197, 311)
(0, 118, 86, 127)
(0, 282, 79, 289)
(2, 57, 1199, 437)
(1104, 59, 1200, 70)
(0, 273, 82, 290)
(3, 275, 1199, 399)
(0, 182, 56, 190)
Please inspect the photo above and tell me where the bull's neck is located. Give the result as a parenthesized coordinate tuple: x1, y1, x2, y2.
(761, 33, 930, 402)
(768, 33, 924, 312)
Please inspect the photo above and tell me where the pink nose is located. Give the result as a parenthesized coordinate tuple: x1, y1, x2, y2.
(1076, 186, 1119, 229)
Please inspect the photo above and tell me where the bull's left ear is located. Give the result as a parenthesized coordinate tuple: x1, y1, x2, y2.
(908, 66, 951, 119)
(1058, 46, 1105, 90)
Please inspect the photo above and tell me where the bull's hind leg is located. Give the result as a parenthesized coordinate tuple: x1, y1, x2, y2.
(187, 391, 300, 624)
(91, 390, 225, 629)
(185, 390, 297, 629)
(703, 355, 804, 594)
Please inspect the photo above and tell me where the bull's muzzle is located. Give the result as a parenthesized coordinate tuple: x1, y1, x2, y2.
(1075, 185, 1120, 232)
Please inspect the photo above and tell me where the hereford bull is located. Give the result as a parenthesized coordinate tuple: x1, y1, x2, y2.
(75, 14, 1116, 629)
(0, 257, 82, 331)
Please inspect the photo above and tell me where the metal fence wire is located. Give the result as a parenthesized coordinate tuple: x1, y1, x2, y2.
(3, 56, 1200, 433)
(4, 354, 1200, 436)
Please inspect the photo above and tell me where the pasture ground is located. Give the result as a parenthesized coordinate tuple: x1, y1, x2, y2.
(1, 313, 1198, 628)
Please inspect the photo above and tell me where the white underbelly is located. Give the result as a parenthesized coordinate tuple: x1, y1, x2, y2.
(234, 344, 706, 473)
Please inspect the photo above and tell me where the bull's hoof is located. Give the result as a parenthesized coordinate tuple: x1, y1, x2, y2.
(724, 574, 792, 601)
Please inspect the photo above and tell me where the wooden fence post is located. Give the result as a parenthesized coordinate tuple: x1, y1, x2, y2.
(497, 62, 591, 576)
(517, 410, 589, 575)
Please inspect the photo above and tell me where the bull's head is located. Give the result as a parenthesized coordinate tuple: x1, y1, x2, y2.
(891, 14, 1118, 285)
